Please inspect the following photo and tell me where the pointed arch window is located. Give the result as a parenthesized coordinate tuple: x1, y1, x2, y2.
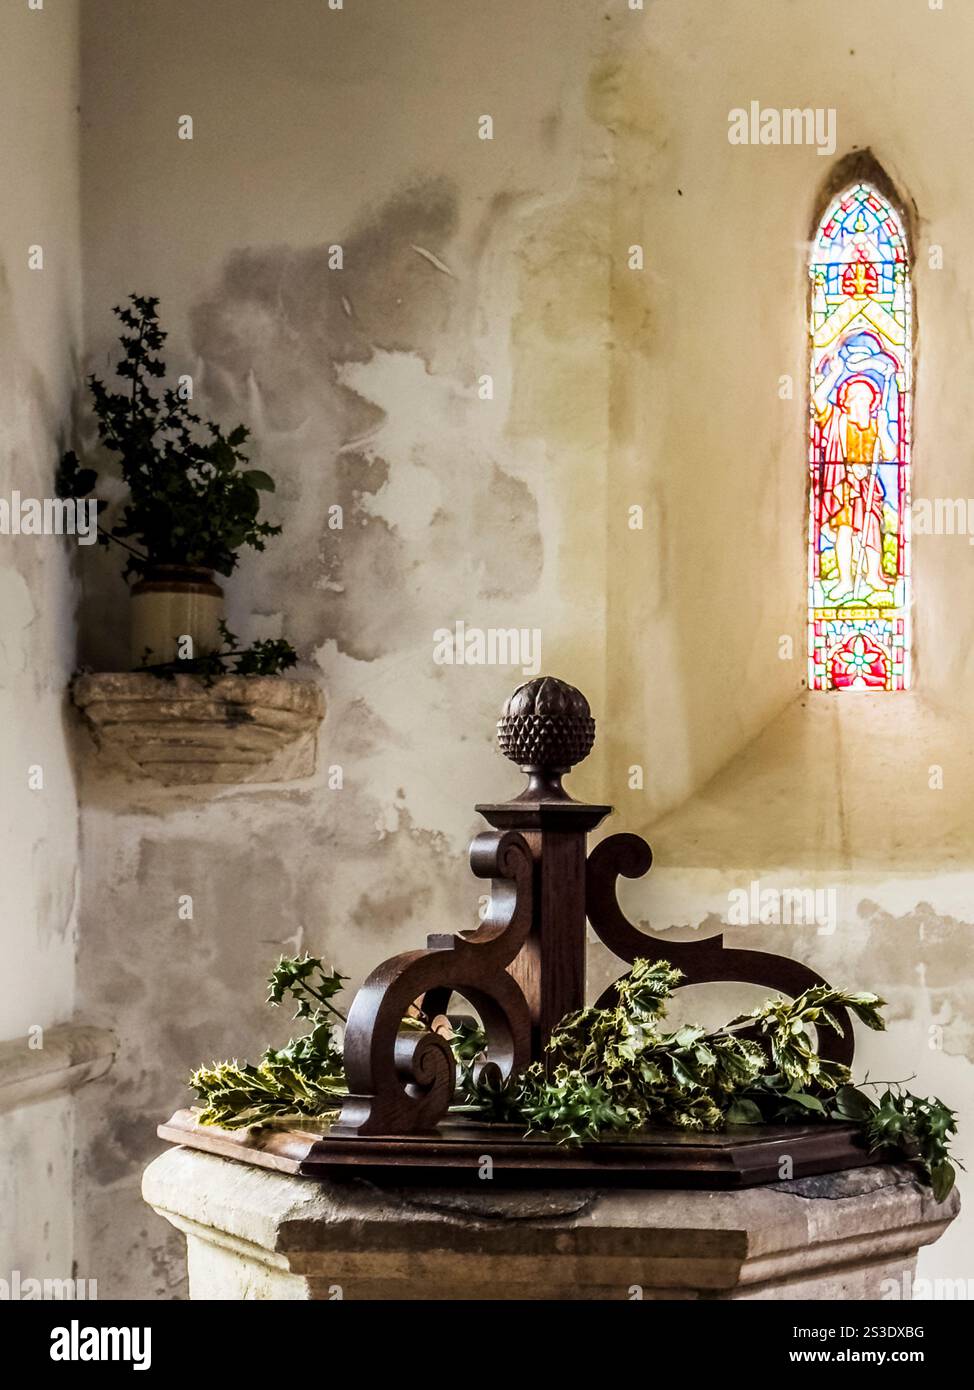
(808, 181, 912, 691)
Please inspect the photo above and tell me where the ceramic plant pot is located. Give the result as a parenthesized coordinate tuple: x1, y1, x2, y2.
(130, 565, 224, 668)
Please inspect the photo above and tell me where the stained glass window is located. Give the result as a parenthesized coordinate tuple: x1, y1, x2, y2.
(807, 182, 912, 691)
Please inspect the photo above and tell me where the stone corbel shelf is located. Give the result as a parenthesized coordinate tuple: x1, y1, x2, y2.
(72, 673, 326, 786)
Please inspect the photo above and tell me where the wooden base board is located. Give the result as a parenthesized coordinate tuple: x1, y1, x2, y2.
(158, 1109, 876, 1188)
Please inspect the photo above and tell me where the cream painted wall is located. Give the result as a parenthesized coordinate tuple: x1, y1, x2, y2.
(0, 1, 83, 1284)
(4, 0, 965, 1298)
(597, 0, 974, 1290)
(74, 0, 612, 1299)
(602, 0, 974, 819)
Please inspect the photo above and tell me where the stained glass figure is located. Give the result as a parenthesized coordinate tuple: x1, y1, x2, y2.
(808, 183, 912, 691)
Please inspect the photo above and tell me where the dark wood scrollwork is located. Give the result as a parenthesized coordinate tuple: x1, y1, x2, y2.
(331, 677, 860, 1142)
(332, 829, 534, 1136)
(586, 833, 853, 1066)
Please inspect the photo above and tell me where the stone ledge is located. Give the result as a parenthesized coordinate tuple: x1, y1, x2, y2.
(72, 672, 326, 785)
(143, 1146, 959, 1301)
(0, 1024, 117, 1114)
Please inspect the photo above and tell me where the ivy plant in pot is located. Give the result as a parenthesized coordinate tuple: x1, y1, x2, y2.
(57, 295, 295, 675)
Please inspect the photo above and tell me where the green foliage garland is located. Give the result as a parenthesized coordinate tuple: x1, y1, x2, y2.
(189, 955, 959, 1200)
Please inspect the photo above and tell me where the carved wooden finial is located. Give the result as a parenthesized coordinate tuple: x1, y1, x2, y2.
(497, 676, 595, 800)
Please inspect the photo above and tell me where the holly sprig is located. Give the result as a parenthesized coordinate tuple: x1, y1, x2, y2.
(188, 954, 960, 1199)
(190, 955, 347, 1129)
(56, 294, 283, 580)
(137, 621, 297, 683)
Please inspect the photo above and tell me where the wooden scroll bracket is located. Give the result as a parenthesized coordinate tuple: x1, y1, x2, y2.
(329, 830, 533, 1137)
(585, 833, 853, 1066)
(331, 676, 854, 1139)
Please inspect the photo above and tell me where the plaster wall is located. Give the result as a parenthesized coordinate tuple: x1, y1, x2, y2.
(66, 0, 974, 1299)
(596, 0, 974, 1288)
(74, 0, 614, 1299)
(0, 1, 83, 1284)
(601, 0, 974, 813)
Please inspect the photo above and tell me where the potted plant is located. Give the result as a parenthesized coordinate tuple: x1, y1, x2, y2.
(57, 295, 286, 669)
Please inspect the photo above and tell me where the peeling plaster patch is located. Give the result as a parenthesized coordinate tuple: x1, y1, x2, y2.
(336, 350, 449, 538)
(856, 899, 974, 938)
(187, 177, 547, 671)
(379, 799, 454, 862)
(852, 899, 974, 1061)
(311, 650, 485, 858)
(333, 351, 542, 597)
(334, 448, 389, 510)
(190, 177, 461, 434)
(323, 682, 402, 759)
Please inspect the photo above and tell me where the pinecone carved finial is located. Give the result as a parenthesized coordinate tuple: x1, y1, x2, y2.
(496, 676, 595, 799)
